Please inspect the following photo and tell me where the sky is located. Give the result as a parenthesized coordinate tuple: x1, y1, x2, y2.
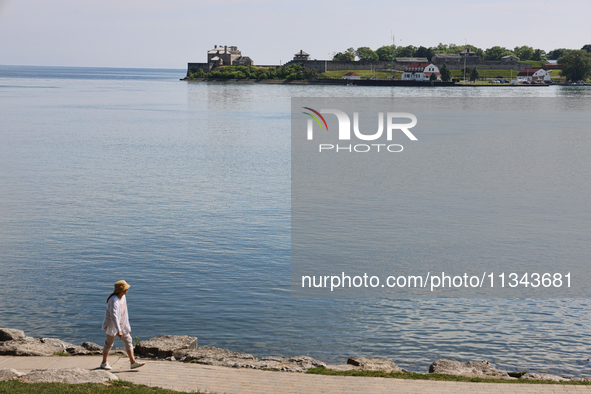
(1, 0, 590, 69)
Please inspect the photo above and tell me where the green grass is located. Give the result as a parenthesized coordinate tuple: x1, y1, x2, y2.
(306, 367, 590, 385)
(320, 70, 402, 80)
(0, 380, 205, 394)
(519, 60, 547, 68)
(52, 351, 70, 357)
(323, 68, 524, 80)
(450, 69, 518, 78)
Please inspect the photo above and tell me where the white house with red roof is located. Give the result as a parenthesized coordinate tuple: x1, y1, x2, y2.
(402, 63, 441, 81)
(516, 68, 551, 82)
(342, 72, 361, 80)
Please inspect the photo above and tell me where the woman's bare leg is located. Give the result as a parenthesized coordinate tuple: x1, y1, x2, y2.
(126, 348, 136, 364)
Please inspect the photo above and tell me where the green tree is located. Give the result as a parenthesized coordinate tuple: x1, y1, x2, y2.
(461, 44, 484, 57)
(558, 50, 591, 81)
(429, 72, 438, 81)
(376, 45, 395, 61)
(433, 43, 449, 52)
(439, 63, 451, 82)
(470, 67, 479, 81)
(415, 46, 433, 61)
(302, 67, 319, 80)
(531, 49, 547, 61)
(333, 48, 356, 61)
(484, 46, 509, 61)
(582, 44, 591, 53)
(355, 47, 379, 61)
(190, 69, 205, 78)
(514, 45, 534, 61)
(395, 45, 417, 58)
(548, 48, 567, 60)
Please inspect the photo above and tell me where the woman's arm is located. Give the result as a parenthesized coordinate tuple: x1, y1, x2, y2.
(111, 298, 123, 337)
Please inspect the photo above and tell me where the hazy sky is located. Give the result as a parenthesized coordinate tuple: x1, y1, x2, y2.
(1, 0, 590, 69)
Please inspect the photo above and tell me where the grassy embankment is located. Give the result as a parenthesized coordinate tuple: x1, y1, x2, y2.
(0, 380, 204, 394)
(306, 367, 591, 385)
(519, 60, 547, 68)
(320, 68, 562, 82)
(319, 70, 402, 80)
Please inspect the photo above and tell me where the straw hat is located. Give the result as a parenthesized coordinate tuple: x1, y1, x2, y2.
(114, 280, 130, 293)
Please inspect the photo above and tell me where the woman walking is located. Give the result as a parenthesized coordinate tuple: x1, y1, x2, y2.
(100, 280, 145, 370)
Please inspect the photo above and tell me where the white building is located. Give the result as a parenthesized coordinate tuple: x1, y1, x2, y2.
(516, 68, 551, 82)
(401, 63, 441, 81)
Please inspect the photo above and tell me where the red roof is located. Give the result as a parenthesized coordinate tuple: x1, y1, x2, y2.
(343, 72, 360, 76)
(517, 68, 542, 76)
(405, 63, 433, 71)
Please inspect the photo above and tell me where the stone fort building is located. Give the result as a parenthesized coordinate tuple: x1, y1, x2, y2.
(188, 45, 253, 73)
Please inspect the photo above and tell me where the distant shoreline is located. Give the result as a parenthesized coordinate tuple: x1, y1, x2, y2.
(180, 78, 554, 87)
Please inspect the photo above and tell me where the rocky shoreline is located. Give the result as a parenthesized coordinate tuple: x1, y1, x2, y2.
(0, 328, 588, 384)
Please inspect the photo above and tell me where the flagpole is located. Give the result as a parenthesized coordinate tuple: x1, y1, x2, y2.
(391, 32, 395, 79)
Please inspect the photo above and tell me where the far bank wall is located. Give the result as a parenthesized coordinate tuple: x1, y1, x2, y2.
(187, 60, 533, 76)
(286, 60, 533, 72)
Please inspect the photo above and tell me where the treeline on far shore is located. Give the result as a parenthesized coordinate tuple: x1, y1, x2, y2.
(188, 63, 319, 81)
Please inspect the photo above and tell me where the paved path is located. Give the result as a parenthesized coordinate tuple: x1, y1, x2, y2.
(1, 355, 590, 394)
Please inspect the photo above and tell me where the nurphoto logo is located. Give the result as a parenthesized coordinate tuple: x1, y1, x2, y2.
(302, 107, 418, 153)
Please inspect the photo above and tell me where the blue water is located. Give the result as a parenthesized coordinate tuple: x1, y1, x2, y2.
(1, 65, 591, 376)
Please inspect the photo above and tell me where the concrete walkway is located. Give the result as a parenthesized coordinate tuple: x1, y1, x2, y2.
(1, 355, 590, 394)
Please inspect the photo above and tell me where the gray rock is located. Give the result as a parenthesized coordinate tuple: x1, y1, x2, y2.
(20, 368, 118, 384)
(181, 345, 257, 366)
(520, 372, 569, 382)
(67, 342, 104, 355)
(347, 356, 402, 372)
(82, 342, 104, 352)
(0, 328, 26, 342)
(257, 356, 326, 372)
(135, 335, 198, 358)
(109, 347, 127, 355)
(66, 345, 91, 355)
(0, 337, 74, 356)
(181, 346, 324, 372)
(0, 369, 24, 381)
(429, 359, 511, 379)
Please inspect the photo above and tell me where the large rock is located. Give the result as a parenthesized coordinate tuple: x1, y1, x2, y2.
(181, 346, 325, 372)
(0, 337, 74, 356)
(66, 346, 91, 355)
(429, 359, 511, 379)
(0, 369, 24, 381)
(135, 335, 198, 358)
(0, 328, 26, 342)
(82, 342, 104, 352)
(20, 368, 118, 383)
(65, 342, 106, 355)
(180, 345, 257, 366)
(520, 372, 569, 382)
(256, 356, 326, 372)
(347, 357, 402, 372)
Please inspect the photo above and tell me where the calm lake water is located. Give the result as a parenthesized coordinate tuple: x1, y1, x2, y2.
(1, 65, 590, 376)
